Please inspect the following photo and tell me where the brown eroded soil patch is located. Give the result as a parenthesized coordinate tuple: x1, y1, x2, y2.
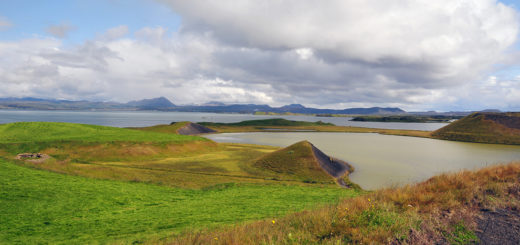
(476, 208, 520, 245)
(177, 122, 216, 135)
(16, 153, 50, 163)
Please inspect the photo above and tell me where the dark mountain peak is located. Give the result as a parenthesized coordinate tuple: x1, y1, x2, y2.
(126, 97, 175, 108)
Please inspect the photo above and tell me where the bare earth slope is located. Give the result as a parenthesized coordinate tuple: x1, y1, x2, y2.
(176, 122, 216, 135)
(132, 122, 216, 135)
(432, 112, 520, 145)
(254, 140, 354, 187)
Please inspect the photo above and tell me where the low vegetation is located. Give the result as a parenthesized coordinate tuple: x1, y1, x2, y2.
(0, 160, 358, 244)
(198, 118, 432, 138)
(0, 122, 212, 163)
(169, 162, 520, 244)
(0, 122, 203, 144)
(0, 122, 348, 189)
(432, 112, 520, 145)
(199, 118, 334, 127)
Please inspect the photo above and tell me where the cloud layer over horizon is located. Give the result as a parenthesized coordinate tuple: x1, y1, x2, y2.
(0, 0, 519, 111)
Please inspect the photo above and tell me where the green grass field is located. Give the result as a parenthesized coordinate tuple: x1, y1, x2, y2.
(0, 122, 203, 144)
(0, 122, 362, 243)
(0, 160, 358, 244)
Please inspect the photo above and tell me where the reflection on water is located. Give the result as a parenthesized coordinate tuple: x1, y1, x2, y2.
(0, 110, 447, 130)
(205, 132, 520, 190)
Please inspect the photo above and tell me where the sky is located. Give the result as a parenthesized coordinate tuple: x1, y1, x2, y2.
(0, 0, 519, 111)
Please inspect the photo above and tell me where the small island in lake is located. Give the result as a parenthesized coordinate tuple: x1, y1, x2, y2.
(350, 115, 462, 123)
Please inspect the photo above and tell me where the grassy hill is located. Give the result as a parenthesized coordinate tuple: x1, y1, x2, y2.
(254, 141, 354, 187)
(0, 160, 358, 244)
(0, 122, 203, 144)
(0, 122, 212, 162)
(432, 112, 520, 145)
(130, 121, 192, 134)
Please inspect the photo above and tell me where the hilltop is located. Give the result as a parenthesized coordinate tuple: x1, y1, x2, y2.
(254, 141, 355, 187)
(432, 112, 520, 145)
(125, 97, 176, 109)
(132, 122, 216, 135)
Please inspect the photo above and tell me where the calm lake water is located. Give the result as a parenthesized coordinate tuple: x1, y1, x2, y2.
(0, 110, 447, 130)
(205, 132, 520, 190)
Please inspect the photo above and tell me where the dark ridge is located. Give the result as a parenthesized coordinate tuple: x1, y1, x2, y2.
(480, 112, 520, 130)
(176, 122, 216, 135)
(310, 143, 352, 179)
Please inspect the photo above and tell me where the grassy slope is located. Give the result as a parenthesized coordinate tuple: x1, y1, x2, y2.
(254, 141, 335, 184)
(171, 162, 520, 244)
(0, 122, 213, 164)
(432, 112, 520, 145)
(131, 121, 191, 134)
(0, 160, 359, 244)
(0, 122, 352, 189)
(24, 143, 331, 189)
(0, 122, 202, 143)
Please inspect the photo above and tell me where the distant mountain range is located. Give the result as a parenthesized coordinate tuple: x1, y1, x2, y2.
(0, 96, 496, 115)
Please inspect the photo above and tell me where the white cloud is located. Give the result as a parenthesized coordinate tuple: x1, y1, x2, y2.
(0, 1, 519, 111)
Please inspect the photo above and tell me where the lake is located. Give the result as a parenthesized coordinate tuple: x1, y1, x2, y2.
(205, 132, 520, 190)
(0, 110, 447, 130)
